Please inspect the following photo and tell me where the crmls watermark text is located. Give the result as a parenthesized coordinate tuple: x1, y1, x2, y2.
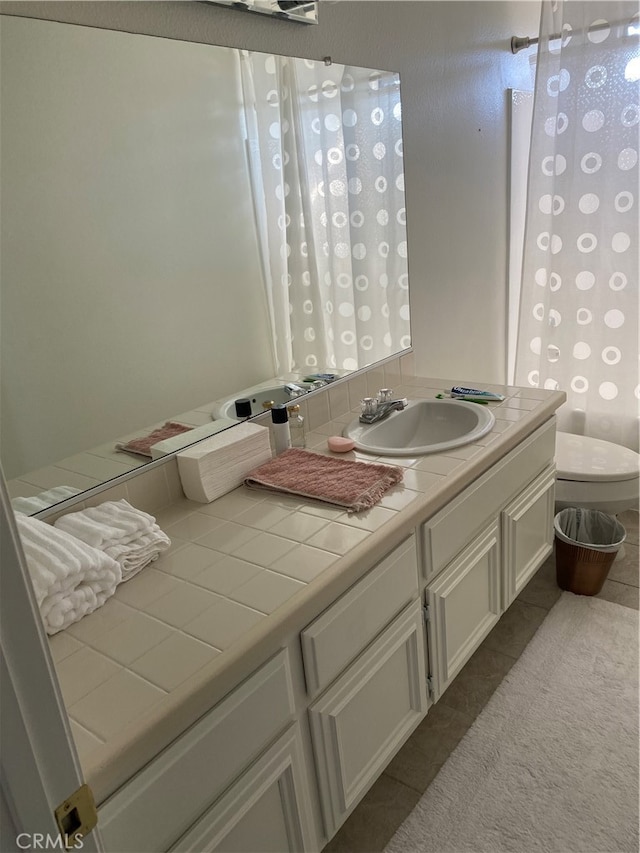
(16, 833, 84, 850)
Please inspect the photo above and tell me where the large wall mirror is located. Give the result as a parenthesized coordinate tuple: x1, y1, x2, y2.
(0, 14, 411, 514)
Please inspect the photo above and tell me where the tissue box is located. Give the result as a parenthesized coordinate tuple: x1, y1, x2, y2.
(177, 421, 272, 503)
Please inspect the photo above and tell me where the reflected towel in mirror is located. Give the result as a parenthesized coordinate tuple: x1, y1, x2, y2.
(11, 485, 83, 515)
(116, 422, 193, 458)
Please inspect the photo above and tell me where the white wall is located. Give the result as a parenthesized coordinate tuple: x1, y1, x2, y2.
(1, 0, 540, 390)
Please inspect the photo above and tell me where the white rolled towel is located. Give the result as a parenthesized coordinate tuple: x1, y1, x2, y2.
(54, 499, 171, 581)
(15, 514, 122, 635)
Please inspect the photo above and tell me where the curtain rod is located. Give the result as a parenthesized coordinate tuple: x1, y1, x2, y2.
(511, 17, 637, 53)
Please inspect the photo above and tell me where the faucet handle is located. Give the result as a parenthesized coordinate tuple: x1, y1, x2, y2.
(377, 388, 393, 402)
(361, 397, 378, 416)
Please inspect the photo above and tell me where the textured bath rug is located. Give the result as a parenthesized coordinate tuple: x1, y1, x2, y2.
(385, 592, 639, 853)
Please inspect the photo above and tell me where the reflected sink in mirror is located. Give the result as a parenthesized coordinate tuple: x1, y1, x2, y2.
(212, 383, 306, 420)
(343, 399, 496, 456)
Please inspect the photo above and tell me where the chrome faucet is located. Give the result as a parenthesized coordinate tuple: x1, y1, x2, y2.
(283, 383, 307, 398)
(359, 392, 408, 424)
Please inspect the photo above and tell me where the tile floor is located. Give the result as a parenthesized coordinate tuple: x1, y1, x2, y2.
(323, 509, 639, 853)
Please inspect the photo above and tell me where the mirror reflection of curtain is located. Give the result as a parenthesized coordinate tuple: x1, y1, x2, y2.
(514, 0, 639, 450)
(241, 52, 411, 374)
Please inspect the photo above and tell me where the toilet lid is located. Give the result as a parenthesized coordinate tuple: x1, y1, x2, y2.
(556, 431, 640, 482)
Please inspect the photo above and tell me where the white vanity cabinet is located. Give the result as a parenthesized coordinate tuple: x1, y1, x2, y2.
(501, 465, 556, 609)
(308, 600, 428, 837)
(426, 521, 501, 700)
(422, 420, 556, 700)
(92, 416, 559, 853)
(301, 535, 429, 838)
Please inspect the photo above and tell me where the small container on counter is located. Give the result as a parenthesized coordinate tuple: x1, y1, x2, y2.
(287, 404, 306, 448)
(271, 404, 291, 455)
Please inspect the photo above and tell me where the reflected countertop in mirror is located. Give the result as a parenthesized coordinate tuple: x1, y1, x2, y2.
(0, 13, 411, 513)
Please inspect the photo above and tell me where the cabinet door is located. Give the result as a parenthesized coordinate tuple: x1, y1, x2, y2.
(171, 725, 318, 853)
(421, 419, 556, 580)
(501, 465, 555, 609)
(308, 600, 427, 838)
(427, 521, 501, 700)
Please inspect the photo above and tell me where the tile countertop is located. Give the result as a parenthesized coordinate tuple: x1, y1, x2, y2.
(48, 377, 565, 804)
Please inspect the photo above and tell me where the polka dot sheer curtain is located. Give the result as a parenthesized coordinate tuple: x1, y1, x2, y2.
(240, 52, 410, 376)
(515, 0, 639, 451)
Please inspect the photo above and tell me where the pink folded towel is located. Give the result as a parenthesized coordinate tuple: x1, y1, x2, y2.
(244, 448, 403, 512)
(117, 422, 193, 458)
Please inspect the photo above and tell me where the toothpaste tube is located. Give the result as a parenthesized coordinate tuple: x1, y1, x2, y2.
(450, 386, 505, 402)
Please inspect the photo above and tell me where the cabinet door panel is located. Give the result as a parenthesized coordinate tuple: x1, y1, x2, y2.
(427, 521, 501, 699)
(301, 535, 418, 697)
(171, 725, 318, 853)
(309, 600, 427, 837)
(502, 465, 555, 608)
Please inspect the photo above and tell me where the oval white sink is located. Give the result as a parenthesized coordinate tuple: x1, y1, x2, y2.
(343, 399, 496, 456)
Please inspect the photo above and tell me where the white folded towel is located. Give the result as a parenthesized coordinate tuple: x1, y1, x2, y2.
(54, 499, 171, 582)
(12, 486, 83, 515)
(15, 514, 122, 635)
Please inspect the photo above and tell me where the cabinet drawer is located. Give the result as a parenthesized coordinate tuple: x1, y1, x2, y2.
(502, 465, 556, 609)
(301, 535, 418, 697)
(427, 520, 501, 700)
(309, 599, 427, 836)
(99, 650, 295, 853)
(170, 725, 318, 853)
(421, 419, 555, 580)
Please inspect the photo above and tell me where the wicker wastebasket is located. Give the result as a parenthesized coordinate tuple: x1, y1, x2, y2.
(554, 508, 626, 596)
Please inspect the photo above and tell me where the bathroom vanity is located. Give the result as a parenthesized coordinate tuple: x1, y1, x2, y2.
(47, 376, 564, 852)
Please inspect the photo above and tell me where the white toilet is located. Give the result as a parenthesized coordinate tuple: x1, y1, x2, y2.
(555, 431, 640, 514)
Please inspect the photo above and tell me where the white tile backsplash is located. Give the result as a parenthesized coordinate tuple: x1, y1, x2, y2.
(346, 373, 368, 411)
(305, 391, 331, 431)
(125, 464, 172, 514)
(327, 382, 350, 419)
